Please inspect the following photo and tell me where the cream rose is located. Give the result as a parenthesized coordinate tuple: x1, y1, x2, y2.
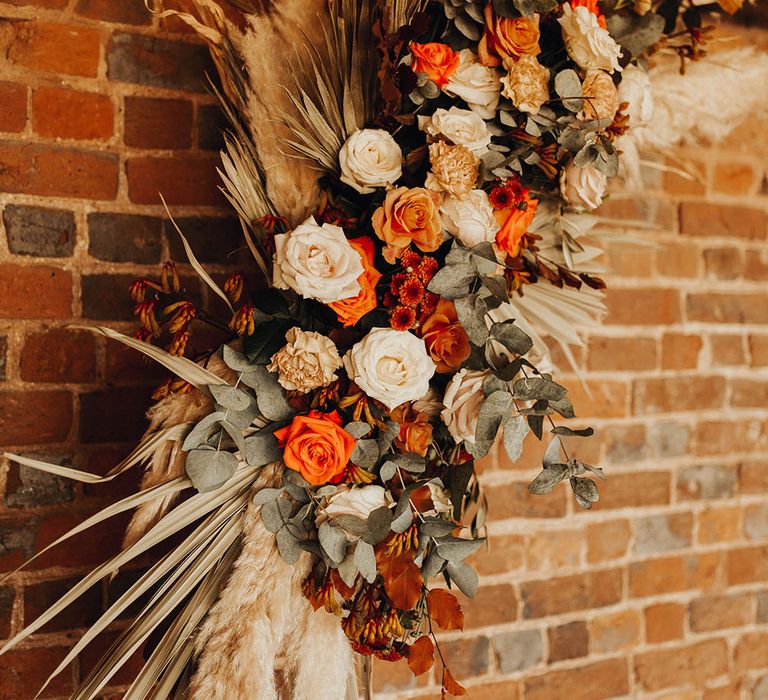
(441, 189, 499, 248)
(418, 106, 492, 155)
(273, 217, 364, 303)
(579, 69, 619, 122)
(558, 3, 623, 74)
(344, 328, 436, 410)
(501, 55, 550, 115)
(267, 327, 343, 392)
(561, 163, 608, 210)
(444, 49, 502, 120)
(441, 368, 489, 444)
(618, 64, 653, 127)
(339, 128, 403, 194)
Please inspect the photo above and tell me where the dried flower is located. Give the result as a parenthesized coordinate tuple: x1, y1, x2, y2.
(229, 304, 256, 336)
(267, 327, 343, 392)
(579, 69, 619, 123)
(164, 300, 196, 334)
(501, 55, 550, 115)
(128, 279, 147, 302)
(161, 261, 181, 294)
(135, 301, 161, 337)
(223, 273, 244, 304)
(425, 141, 479, 200)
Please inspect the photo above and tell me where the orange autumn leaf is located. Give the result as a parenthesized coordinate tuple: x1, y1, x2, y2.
(331, 569, 356, 601)
(442, 667, 467, 697)
(407, 635, 435, 676)
(384, 560, 423, 610)
(427, 589, 464, 631)
(376, 547, 413, 582)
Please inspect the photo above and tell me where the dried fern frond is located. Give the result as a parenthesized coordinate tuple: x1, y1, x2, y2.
(278, 0, 379, 172)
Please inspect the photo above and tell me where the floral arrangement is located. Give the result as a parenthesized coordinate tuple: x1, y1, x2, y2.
(0, 0, 751, 697)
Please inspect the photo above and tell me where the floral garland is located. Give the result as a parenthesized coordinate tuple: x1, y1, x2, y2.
(0, 0, 747, 697)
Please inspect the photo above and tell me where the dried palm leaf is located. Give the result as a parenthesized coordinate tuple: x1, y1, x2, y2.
(385, 0, 428, 33)
(278, 0, 379, 172)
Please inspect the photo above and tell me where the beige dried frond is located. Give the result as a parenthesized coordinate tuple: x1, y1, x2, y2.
(385, 0, 428, 33)
(279, 0, 379, 172)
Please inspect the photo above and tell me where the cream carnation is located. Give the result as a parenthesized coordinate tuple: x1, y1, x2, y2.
(558, 3, 623, 74)
(418, 106, 492, 155)
(444, 49, 502, 120)
(441, 368, 490, 444)
(267, 327, 343, 392)
(579, 69, 619, 122)
(323, 485, 393, 521)
(618, 64, 653, 127)
(501, 55, 550, 115)
(339, 128, 403, 194)
(425, 141, 479, 199)
(344, 328, 436, 410)
(440, 189, 499, 248)
(561, 162, 608, 210)
(273, 217, 364, 303)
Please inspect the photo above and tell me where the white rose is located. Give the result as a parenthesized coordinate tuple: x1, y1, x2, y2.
(425, 480, 452, 515)
(320, 485, 394, 538)
(561, 163, 608, 210)
(441, 368, 489, 444)
(440, 189, 499, 248)
(418, 106, 492, 155)
(273, 216, 364, 303)
(618, 64, 653, 128)
(558, 4, 623, 74)
(339, 128, 403, 194)
(267, 327, 343, 392)
(344, 328, 436, 410)
(444, 49, 502, 120)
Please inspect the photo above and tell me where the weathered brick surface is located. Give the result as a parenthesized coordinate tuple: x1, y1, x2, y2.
(0, 9, 766, 700)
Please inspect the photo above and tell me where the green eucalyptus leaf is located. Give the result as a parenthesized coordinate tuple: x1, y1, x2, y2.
(353, 540, 377, 583)
(319, 522, 348, 563)
(527, 463, 569, 495)
(470, 390, 514, 458)
(351, 439, 379, 471)
(489, 321, 533, 357)
(427, 263, 476, 299)
(239, 365, 294, 422)
(184, 448, 238, 493)
(244, 429, 281, 467)
(391, 506, 414, 534)
(182, 412, 226, 452)
(337, 553, 358, 586)
(252, 487, 283, 506)
(607, 11, 665, 57)
(552, 426, 594, 437)
(276, 526, 302, 565)
(543, 436, 563, 467)
(377, 420, 400, 454)
(420, 518, 458, 538)
(422, 549, 446, 579)
(345, 421, 372, 439)
(571, 476, 600, 509)
(364, 507, 394, 545)
(435, 536, 485, 562)
(221, 345, 254, 373)
(554, 69, 583, 112)
(446, 561, 478, 598)
(513, 376, 567, 402)
(379, 460, 398, 483)
(210, 384, 252, 411)
(503, 414, 529, 463)
(455, 294, 489, 346)
(331, 515, 370, 539)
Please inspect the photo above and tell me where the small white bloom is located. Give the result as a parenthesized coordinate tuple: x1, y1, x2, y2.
(339, 128, 403, 194)
(444, 49, 502, 120)
(320, 485, 394, 538)
(418, 106, 492, 155)
(425, 480, 453, 515)
(561, 162, 608, 211)
(273, 216, 364, 303)
(267, 327, 343, 392)
(618, 64, 654, 128)
(440, 189, 499, 248)
(344, 328, 436, 410)
(441, 368, 490, 444)
(558, 4, 623, 74)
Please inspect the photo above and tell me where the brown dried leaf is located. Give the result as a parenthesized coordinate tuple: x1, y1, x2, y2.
(383, 560, 423, 610)
(427, 589, 464, 631)
(407, 635, 434, 676)
(442, 667, 467, 696)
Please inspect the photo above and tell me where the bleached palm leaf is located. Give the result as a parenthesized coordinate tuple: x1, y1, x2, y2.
(385, 0, 428, 33)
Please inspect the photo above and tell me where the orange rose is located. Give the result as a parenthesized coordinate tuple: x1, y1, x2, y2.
(569, 0, 607, 27)
(411, 42, 460, 87)
(420, 299, 471, 373)
(391, 405, 434, 457)
(717, 0, 744, 12)
(329, 236, 383, 327)
(478, 4, 541, 67)
(274, 410, 356, 486)
(494, 196, 538, 257)
(372, 187, 443, 264)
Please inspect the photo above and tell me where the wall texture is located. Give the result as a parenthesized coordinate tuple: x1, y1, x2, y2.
(0, 2, 766, 699)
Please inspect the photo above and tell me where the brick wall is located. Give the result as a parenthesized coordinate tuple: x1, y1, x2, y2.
(0, 3, 766, 699)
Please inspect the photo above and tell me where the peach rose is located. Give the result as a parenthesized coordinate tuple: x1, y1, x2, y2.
(391, 405, 434, 457)
(420, 299, 472, 373)
(495, 196, 538, 257)
(329, 236, 383, 327)
(478, 5, 540, 67)
(411, 42, 460, 87)
(273, 410, 356, 486)
(372, 187, 443, 263)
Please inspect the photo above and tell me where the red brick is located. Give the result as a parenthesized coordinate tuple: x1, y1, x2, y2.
(77, 629, 147, 686)
(749, 334, 768, 366)
(561, 379, 628, 419)
(521, 569, 622, 619)
(703, 247, 744, 280)
(687, 292, 768, 324)
(635, 639, 728, 691)
(601, 422, 647, 464)
(681, 201, 766, 240)
(734, 631, 768, 672)
(606, 288, 681, 326)
(527, 529, 583, 571)
(469, 534, 524, 575)
(590, 609, 640, 653)
(727, 544, 768, 585)
(632, 375, 726, 415)
(664, 159, 706, 194)
(0, 265, 71, 318)
(695, 419, 768, 457)
(0, 646, 74, 698)
(0, 143, 118, 201)
(79, 387, 152, 443)
(0, 82, 27, 133)
(645, 602, 685, 643)
(485, 481, 567, 519)
(0, 588, 13, 639)
(709, 333, 747, 366)
(524, 658, 629, 700)
(698, 506, 742, 544)
(657, 241, 701, 278)
(731, 378, 768, 409)
(712, 162, 756, 194)
(548, 620, 588, 662)
(703, 681, 742, 700)
(745, 249, 768, 280)
(689, 593, 753, 632)
(661, 333, 702, 370)
(0, 390, 72, 446)
(75, 0, 151, 24)
(104, 341, 167, 383)
(20, 329, 96, 383)
(596, 195, 676, 229)
(462, 584, 517, 628)
(124, 96, 193, 149)
(634, 512, 692, 555)
(23, 576, 102, 633)
(32, 87, 114, 140)
(741, 458, 768, 494)
(126, 156, 224, 206)
(586, 470, 671, 512)
(459, 681, 520, 700)
(372, 656, 430, 694)
(587, 335, 657, 372)
(3, 21, 100, 77)
(586, 519, 631, 563)
(629, 552, 722, 597)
